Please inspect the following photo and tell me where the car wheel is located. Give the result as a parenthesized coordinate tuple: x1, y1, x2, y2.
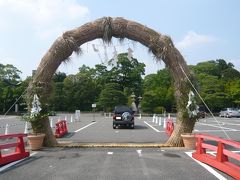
(122, 112, 131, 121)
(130, 123, 134, 129)
(113, 124, 116, 129)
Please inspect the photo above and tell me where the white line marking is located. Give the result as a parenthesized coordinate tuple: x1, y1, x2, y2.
(193, 129, 240, 132)
(221, 122, 240, 126)
(137, 150, 148, 176)
(185, 152, 227, 180)
(197, 122, 237, 131)
(107, 152, 113, 155)
(136, 149, 142, 157)
(0, 152, 38, 172)
(0, 116, 18, 120)
(208, 152, 216, 156)
(74, 122, 97, 132)
(144, 121, 160, 132)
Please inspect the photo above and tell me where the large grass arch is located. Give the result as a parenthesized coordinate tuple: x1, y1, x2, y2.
(27, 17, 196, 147)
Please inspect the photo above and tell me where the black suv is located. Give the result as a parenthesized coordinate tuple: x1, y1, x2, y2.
(197, 105, 206, 118)
(113, 105, 134, 129)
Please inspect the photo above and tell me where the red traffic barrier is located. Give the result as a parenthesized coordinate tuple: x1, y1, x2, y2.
(165, 118, 174, 136)
(192, 134, 240, 179)
(0, 133, 30, 165)
(55, 120, 68, 138)
(62, 120, 68, 134)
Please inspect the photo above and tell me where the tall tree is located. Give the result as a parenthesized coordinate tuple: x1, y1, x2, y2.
(63, 72, 99, 111)
(98, 83, 127, 111)
(221, 68, 240, 80)
(142, 68, 174, 112)
(0, 64, 22, 113)
(216, 59, 234, 73)
(191, 61, 220, 77)
(49, 72, 67, 111)
(225, 79, 240, 106)
(52, 72, 67, 82)
(109, 53, 145, 96)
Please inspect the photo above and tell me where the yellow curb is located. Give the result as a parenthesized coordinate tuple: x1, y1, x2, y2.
(55, 141, 172, 148)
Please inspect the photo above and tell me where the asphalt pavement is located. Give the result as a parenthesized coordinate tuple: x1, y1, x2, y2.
(1, 113, 239, 143)
(0, 147, 233, 180)
(0, 113, 239, 179)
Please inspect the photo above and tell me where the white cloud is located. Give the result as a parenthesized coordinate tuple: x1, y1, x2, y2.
(176, 31, 216, 50)
(0, 0, 90, 78)
(0, 0, 89, 39)
(0, 0, 89, 24)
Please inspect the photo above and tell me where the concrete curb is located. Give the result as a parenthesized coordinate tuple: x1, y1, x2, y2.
(55, 141, 173, 148)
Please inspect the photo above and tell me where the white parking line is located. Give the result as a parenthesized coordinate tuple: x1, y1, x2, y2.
(194, 129, 240, 132)
(0, 152, 38, 172)
(221, 122, 240, 126)
(144, 121, 161, 132)
(197, 122, 237, 131)
(74, 122, 97, 132)
(185, 152, 227, 180)
(136, 149, 142, 157)
(0, 116, 18, 120)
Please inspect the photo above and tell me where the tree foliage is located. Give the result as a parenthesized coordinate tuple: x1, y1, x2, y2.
(1, 58, 240, 114)
(0, 64, 23, 113)
(191, 59, 240, 111)
(141, 68, 175, 113)
(98, 83, 127, 111)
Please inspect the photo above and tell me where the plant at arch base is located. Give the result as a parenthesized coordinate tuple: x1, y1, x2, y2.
(22, 94, 48, 134)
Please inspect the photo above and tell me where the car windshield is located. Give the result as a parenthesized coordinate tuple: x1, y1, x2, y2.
(114, 106, 133, 114)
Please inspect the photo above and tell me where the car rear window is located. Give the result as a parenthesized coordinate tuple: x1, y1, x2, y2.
(114, 106, 133, 114)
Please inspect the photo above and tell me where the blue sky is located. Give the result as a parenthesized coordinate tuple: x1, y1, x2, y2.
(0, 0, 239, 79)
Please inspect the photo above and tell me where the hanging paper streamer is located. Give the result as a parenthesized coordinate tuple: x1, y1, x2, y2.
(91, 40, 136, 66)
(31, 94, 42, 117)
(186, 91, 198, 118)
(113, 46, 118, 60)
(92, 44, 103, 62)
(92, 44, 99, 52)
(127, 47, 133, 61)
(103, 44, 109, 63)
(112, 46, 118, 66)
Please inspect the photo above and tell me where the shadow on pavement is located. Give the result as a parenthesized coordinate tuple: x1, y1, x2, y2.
(115, 125, 148, 130)
(0, 155, 42, 174)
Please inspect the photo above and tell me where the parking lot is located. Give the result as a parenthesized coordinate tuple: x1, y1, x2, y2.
(0, 113, 239, 179)
(1, 113, 239, 143)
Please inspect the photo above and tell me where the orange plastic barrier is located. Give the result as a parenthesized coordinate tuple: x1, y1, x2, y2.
(192, 134, 240, 179)
(55, 120, 68, 138)
(0, 133, 30, 165)
(165, 118, 174, 136)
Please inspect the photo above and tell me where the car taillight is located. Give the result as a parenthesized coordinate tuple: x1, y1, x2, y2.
(113, 115, 116, 120)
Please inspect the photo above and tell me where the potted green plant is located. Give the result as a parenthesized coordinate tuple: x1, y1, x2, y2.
(23, 94, 46, 150)
(180, 91, 199, 149)
(24, 114, 46, 150)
